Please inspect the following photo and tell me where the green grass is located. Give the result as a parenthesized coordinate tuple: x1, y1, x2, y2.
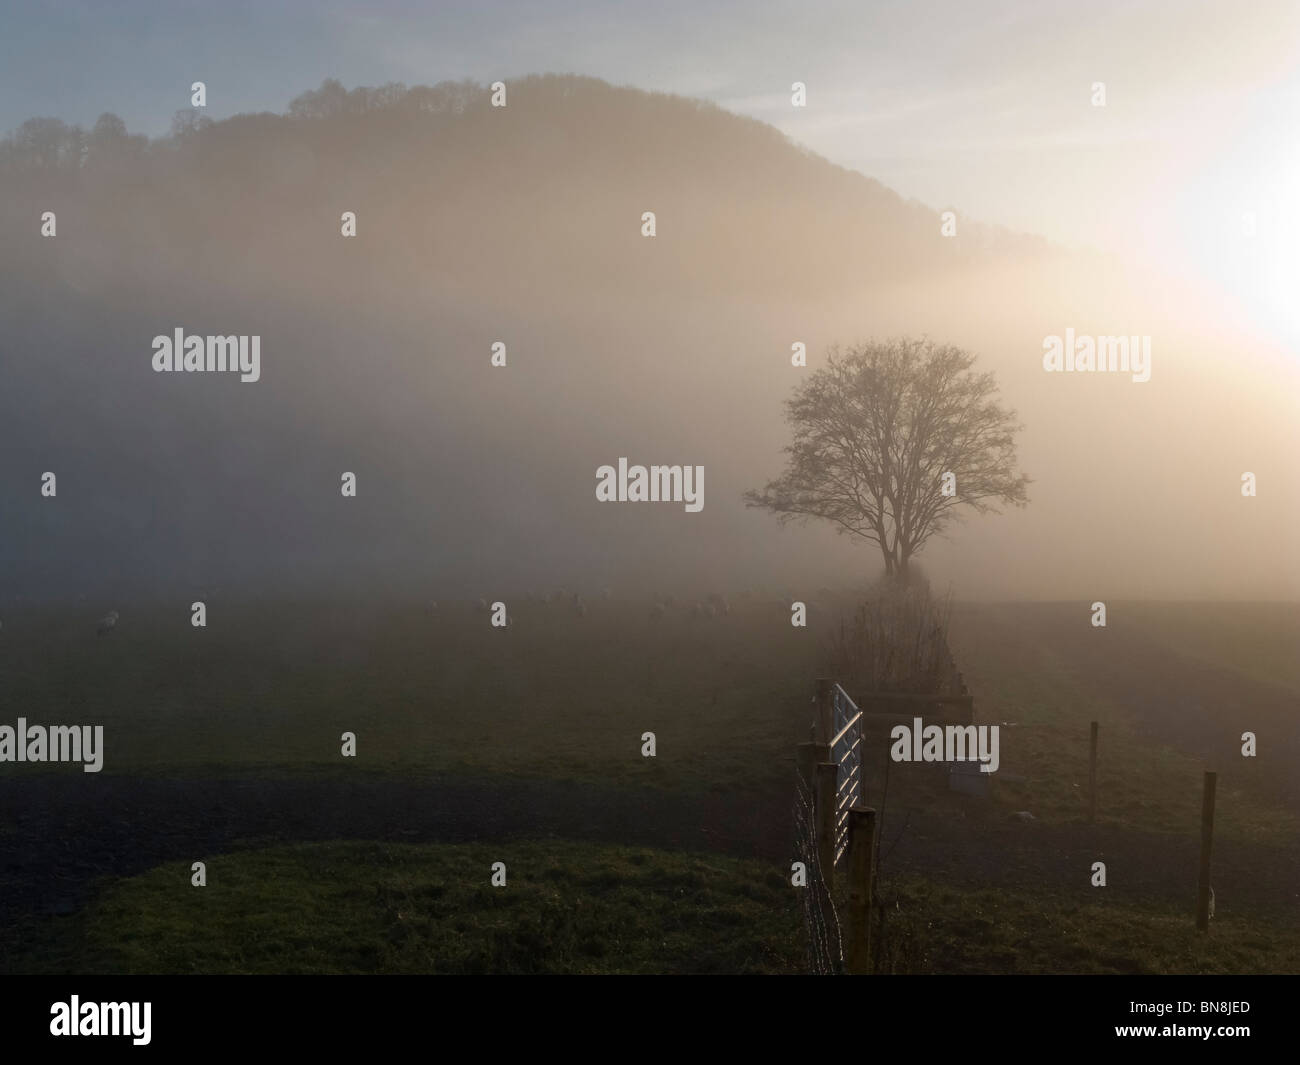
(3, 596, 1298, 974)
(0, 600, 818, 795)
(4, 839, 804, 975)
(868, 876, 1300, 974)
(946, 603, 1300, 846)
(10, 838, 1294, 975)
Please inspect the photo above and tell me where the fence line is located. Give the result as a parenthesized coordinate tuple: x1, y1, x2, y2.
(793, 767, 843, 973)
(800, 677, 878, 975)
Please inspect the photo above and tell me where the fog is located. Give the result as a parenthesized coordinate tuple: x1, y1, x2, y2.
(1, 76, 1296, 603)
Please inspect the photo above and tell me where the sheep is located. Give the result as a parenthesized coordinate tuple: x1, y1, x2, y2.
(96, 610, 119, 636)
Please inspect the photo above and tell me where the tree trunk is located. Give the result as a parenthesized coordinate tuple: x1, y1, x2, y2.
(898, 550, 911, 582)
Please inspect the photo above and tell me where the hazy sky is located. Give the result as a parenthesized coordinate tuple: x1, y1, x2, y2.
(2, 2, 1296, 601)
(3, 0, 1298, 346)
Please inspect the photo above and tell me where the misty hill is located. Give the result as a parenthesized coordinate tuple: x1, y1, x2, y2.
(0, 75, 1047, 309)
(0, 76, 1294, 602)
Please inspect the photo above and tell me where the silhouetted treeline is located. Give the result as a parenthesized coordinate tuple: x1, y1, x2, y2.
(0, 75, 1048, 309)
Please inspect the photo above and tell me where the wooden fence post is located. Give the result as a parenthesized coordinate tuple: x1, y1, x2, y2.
(816, 759, 837, 884)
(1088, 721, 1099, 823)
(797, 742, 818, 792)
(845, 805, 877, 974)
(1196, 770, 1217, 931)
(814, 677, 834, 746)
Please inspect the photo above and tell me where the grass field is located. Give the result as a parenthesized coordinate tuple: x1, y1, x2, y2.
(944, 602, 1300, 843)
(0, 598, 816, 793)
(5, 840, 803, 975)
(1, 595, 1296, 973)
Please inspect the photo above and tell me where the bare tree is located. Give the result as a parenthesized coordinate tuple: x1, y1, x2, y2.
(746, 337, 1030, 580)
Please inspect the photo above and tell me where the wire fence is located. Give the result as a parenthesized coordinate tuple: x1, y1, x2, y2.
(791, 681, 866, 973)
(793, 769, 842, 974)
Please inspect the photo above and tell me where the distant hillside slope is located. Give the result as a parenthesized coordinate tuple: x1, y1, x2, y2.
(0, 74, 1048, 309)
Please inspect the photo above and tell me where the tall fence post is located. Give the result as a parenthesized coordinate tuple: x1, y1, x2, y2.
(814, 678, 834, 746)
(845, 805, 877, 974)
(797, 742, 818, 793)
(1196, 770, 1217, 931)
(816, 759, 837, 885)
(1088, 720, 1099, 824)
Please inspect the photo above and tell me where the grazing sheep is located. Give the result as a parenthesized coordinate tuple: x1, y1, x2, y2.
(96, 610, 119, 636)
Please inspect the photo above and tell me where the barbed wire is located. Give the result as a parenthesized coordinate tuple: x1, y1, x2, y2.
(793, 770, 842, 974)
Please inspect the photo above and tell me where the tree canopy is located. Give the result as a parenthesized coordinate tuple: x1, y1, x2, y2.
(746, 338, 1030, 579)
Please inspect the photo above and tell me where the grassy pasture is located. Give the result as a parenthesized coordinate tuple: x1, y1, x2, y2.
(0, 597, 823, 793)
(4, 840, 803, 975)
(1, 596, 1296, 973)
